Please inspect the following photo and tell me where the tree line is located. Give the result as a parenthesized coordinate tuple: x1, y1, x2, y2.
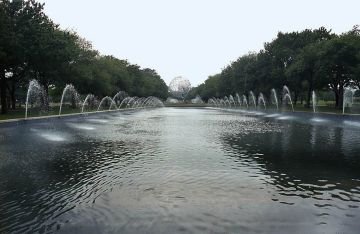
(189, 26, 360, 108)
(0, 0, 168, 114)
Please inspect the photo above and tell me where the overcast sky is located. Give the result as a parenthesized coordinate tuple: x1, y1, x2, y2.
(39, 0, 359, 86)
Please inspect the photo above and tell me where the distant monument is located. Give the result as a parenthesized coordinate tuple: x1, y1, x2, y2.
(169, 76, 192, 101)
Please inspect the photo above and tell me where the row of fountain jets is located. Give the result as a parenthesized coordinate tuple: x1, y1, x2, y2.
(207, 85, 356, 114)
(25, 80, 164, 119)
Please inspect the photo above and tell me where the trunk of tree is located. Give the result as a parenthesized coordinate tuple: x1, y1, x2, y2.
(11, 89, 16, 110)
(0, 70, 7, 114)
(7, 96, 11, 109)
(293, 91, 298, 107)
(334, 90, 340, 108)
(7, 81, 16, 110)
(334, 86, 344, 109)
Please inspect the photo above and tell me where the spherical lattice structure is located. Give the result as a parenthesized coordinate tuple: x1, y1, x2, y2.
(169, 76, 192, 100)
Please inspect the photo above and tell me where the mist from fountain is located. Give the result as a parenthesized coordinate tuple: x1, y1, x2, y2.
(342, 88, 357, 114)
(220, 99, 226, 108)
(229, 95, 236, 107)
(224, 96, 231, 108)
(126, 97, 138, 108)
(282, 85, 294, 112)
(25, 80, 46, 119)
(59, 84, 81, 116)
(249, 91, 256, 109)
(236, 93, 242, 107)
(110, 91, 128, 110)
(242, 95, 248, 109)
(135, 97, 145, 108)
(97, 96, 117, 111)
(312, 91, 317, 113)
(258, 93, 266, 110)
(119, 97, 131, 109)
(137, 97, 149, 108)
(208, 98, 216, 107)
(81, 94, 96, 113)
(271, 88, 279, 111)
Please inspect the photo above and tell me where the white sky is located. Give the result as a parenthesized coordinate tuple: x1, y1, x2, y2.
(39, 0, 359, 86)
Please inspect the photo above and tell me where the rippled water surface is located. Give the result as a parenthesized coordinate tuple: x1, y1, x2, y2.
(1, 108, 360, 233)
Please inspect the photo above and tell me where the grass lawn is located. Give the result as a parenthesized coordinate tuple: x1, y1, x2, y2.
(0, 105, 95, 121)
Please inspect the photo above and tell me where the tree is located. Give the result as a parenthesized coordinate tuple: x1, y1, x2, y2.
(315, 31, 360, 108)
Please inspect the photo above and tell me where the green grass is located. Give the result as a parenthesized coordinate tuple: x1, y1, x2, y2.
(0, 105, 96, 121)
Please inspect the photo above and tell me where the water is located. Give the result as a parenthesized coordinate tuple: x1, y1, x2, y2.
(229, 95, 235, 107)
(1, 108, 360, 233)
(236, 93, 241, 107)
(312, 90, 317, 113)
(81, 94, 96, 113)
(242, 95, 248, 108)
(25, 80, 46, 119)
(59, 84, 80, 116)
(119, 97, 132, 109)
(224, 96, 231, 108)
(271, 88, 279, 111)
(110, 91, 128, 110)
(258, 92, 266, 110)
(283, 85, 294, 112)
(97, 96, 117, 111)
(343, 88, 359, 114)
(249, 91, 256, 109)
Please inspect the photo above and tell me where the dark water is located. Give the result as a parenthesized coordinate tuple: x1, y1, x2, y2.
(0, 108, 360, 233)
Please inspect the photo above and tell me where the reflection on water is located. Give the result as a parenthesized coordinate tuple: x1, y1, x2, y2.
(0, 108, 360, 233)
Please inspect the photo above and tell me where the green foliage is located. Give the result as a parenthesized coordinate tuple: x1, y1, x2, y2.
(0, 0, 168, 114)
(192, 26, 359, 109)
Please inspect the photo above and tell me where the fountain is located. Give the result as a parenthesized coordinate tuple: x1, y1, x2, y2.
(119, 97, 132, 109)
(126, 97, 138, 108)
(138, 97, 148, 108)
(343, 88, 351, 114)
(59, 84, 81, 116)
(97, 96, 117, 111)
(23, 79, 166, 120)
(212, 98, 220, 107)
(145, 97, 158, 108)
(219, 99, 226, 108)
(229, 95, 236, 107)
(342, 88, 359, 114)
(249, 91, 256, 109)
(224, 96, 231, 108)
(271, 88, 279, 111)
(236, 93, 242, 107)
(216, 98, 222, 108)
(282, 85, 294, 112)
(81, 94, 96, 113)
(135, 97, 146, 108)
(150, 97, 165, 108)
(25, 80, 46, 119)
(191, 95, 204, 104)
(242, 95, 248, 109)
(110, 91, 128, 110)
(258, 93, 266, 110)
(208, 98, 216, 107)
(141, 96, 164, 108)
(312, 91, 317, 113)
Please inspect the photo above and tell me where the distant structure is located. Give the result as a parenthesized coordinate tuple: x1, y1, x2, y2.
(169, 76, 192, 101)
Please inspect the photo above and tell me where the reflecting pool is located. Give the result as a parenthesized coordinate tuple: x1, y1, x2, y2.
(0, 108, 360, 233)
